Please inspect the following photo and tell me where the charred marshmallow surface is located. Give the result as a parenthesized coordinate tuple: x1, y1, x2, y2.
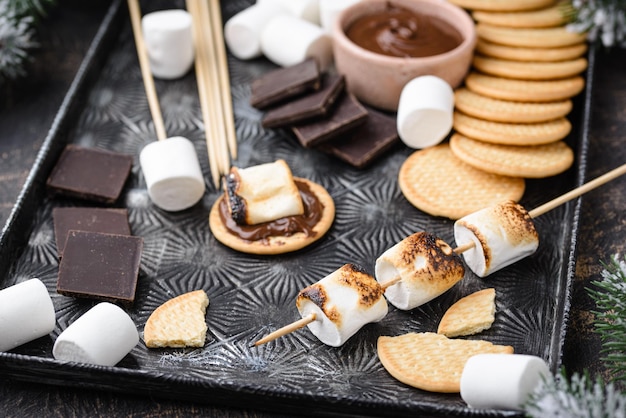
(296, 263, 388, 347)
(375, 231, 465, 310)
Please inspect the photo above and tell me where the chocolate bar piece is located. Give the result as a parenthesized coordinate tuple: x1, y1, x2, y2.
(53, 207, 131, 258)
(262, 73, 345, 128)
(292, 92, 368, 148)
(57, 230, 143, 305)
(47, 145, 133, 204)
(250, 58, 321, 109)
(318, 107, 399, 168)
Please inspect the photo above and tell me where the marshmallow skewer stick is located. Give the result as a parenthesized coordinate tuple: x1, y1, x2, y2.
(127, 0, 166, 142)
(254, 275, 396, 347)
(187, 0, 222, 188)
(453, 162, 626, 255)
(207, 0, 238, 160)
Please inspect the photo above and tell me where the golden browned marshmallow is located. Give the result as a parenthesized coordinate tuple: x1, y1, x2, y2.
(375, 232, 465, 310)
(454, 200, 539, 277)
(296, 263, 388, 347)
(225, 159, 304, 225)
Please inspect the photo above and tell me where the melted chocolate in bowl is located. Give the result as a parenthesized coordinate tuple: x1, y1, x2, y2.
(345, 4, 463, 58)
(219, 180, 323, 242)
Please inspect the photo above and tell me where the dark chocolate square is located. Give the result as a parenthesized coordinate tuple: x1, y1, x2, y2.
(317, 107, 399, 169)
(291, 92, 368, 148)
(250, 58, 321, 109)
(261, 73, 345, 128)
(57, 230, 143, 305)
(53, 207, 131, 258)
(47, 145, 133, 204)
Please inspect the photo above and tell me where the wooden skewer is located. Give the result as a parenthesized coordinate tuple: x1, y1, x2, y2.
(127, 0, 167, 142)
(254, 313, 316, 346)
(453, 162, 626, 254)
(207, 0, 237, 160)
(186, 0, 221, 188)
(254, 274, 402, 346)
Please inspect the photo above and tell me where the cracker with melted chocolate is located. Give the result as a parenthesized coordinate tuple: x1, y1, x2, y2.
(209, 178, 335, 255)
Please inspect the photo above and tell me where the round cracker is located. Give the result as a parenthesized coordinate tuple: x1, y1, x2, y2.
(449, 133, 574, 178)
(447, 0, 556, 12)
(475, 39, 588, 62)
(377, 332, 514, 393)
(464, 72, 585, 102)
(472, 2, 573, 28)
(454, 87, 573, 123)
(453, 111, 571, 145)
(209, 178, 335, 255)
(473, 55, 588, 80)
(476, 23, 588, 48)
(398, 144, 525, 220)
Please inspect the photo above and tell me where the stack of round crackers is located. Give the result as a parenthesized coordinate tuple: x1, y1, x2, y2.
(450, 0, 586, 178)
(399, 0, 588, 219)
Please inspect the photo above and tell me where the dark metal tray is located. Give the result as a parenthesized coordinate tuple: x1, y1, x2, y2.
(0, 0, 595, 416)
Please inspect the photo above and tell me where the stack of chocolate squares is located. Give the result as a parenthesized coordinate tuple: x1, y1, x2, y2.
(250, 58, 400, 169)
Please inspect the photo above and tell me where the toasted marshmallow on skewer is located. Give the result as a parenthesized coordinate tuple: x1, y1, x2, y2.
(53, 302, 139, 367)
(454, 200, 539, 278)
(225, 159, 304, 225)
(0, 279, 56, 352)
(375, 232, 465, 310)
(461, 353, 551, 410)
(260, 15, 333, 70)
(224, 2, 287, 60)
(296, 264, 388, 347)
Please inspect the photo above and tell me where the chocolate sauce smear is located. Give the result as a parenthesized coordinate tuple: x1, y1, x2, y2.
(345, 4, 463, 58)
(219, 180, 324, 242)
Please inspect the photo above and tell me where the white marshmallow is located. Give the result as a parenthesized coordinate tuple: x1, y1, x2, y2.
(224, 2, 287, 60)
(375, 232, 465, 310)
(319, 0, 360, 33)
(258, 0, 321, 24)
(396, 75, 454, 149)
(461, 354, 551, 410)
(260, 15, 333, 70)
(454, 200, 539, 278)
(0, 279, 56, 352)
(140, 136, 206, 212)
(142, 9, 194, 79)
(296, 264, 388, 347)
(53, 302, 139, 367)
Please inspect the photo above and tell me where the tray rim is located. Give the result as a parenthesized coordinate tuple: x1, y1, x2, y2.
(0, 1, 596, 416)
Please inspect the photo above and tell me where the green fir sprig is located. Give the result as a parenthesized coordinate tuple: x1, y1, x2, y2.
(567, 0, 626, 47)
(524, 254, 626, 417)
(588, 254, 626, 384)
(0, 0, 54, 83)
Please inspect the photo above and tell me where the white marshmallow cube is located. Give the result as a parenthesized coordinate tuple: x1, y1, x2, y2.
(0, 279, 56, 352)
(454, 200, 539, 278)
(140, 136, 206, 212)
(261, 15, 333, 70)
(53, 302, 139, 367)
(396, 75, 454, 149)
(461, 354, 551, 410)
(142, 9, 195, 79)
(258, 0, 321, 24)
(224, 2, 287, 60)
(296, 264, 388, 347)
(319, 0, 361, 33)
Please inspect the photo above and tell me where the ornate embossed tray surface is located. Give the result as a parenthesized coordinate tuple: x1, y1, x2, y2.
(0, 0, 593, 416)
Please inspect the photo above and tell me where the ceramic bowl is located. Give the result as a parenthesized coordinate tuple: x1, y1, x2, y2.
(332, 0, 476, 111)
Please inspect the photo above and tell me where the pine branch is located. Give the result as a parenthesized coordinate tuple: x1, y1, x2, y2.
(0, 0, 54, 83)
(525, 370, 626, 418)
(567, 0, 626, 47)
(588, 254, 626, 385)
